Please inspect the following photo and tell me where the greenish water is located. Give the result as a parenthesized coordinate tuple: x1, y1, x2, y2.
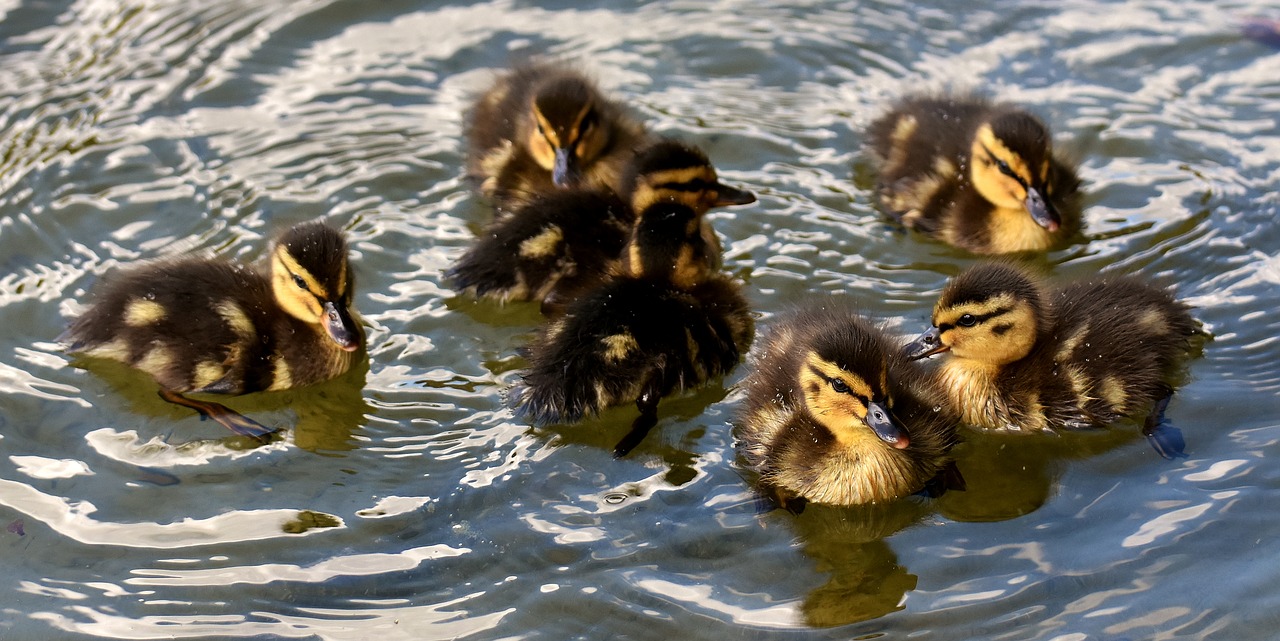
(1, 0, 1278, 638)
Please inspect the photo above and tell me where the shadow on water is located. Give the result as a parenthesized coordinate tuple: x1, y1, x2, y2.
(757, 422, 1152, 627)
(66, 352, 372, 453)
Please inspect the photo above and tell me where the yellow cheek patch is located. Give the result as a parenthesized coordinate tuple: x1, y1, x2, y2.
(971, 124, 1033, 209)
(600, 333, 638, 363)
(519, 226, 564, 259)
(532, 109, 562, 148)
(124, 299, 166, 327)
(275, 250, 326, 297)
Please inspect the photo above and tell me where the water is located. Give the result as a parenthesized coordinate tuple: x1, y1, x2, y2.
(1, 0, 1278, 638)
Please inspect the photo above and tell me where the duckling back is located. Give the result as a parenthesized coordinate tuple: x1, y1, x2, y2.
(448, 189, 631, 303)
(511, 276, 750, 425)
(867, 95, 1082, 254)
(737, 306, 958, 506)
(1037, 275, 1199, 427)
(465, 62, 648, 213)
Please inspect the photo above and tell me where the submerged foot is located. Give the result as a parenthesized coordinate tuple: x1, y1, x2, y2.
(158, 390, 276, 444)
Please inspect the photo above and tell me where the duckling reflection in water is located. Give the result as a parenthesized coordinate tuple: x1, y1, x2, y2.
(736, 306, 961, 509)
(449, 139, 754, 309)
(510, 194, 752, 457)
(904, 262, 1203, 458)
(465, 61, 649, 214)
(866, 94, 1082, 254)
(62, 222, 365, 442)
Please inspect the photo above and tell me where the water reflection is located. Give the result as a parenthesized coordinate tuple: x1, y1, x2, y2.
(65, 351, 371, 452)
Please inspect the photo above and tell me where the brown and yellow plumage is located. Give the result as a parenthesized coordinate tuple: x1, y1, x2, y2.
(904, 262, 1201, 457)
(449, 139, 753, 307)
(866, 95, 1082, 254)
(63, 222, 364, 438)
(510, 194, 752, 457)
(736, 306, 960, 508)
(465, 61, 649, 214)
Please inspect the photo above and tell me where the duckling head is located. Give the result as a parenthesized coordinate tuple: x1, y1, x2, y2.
(625, 140, 755, 215)
(524, 74, 610, 188)
(620, 201, 713, 288)
(797, 327, 911, 451)
(270, 222, 362, 351)
(905, 262, 1043, 365)
(969, 111, 1062, 231)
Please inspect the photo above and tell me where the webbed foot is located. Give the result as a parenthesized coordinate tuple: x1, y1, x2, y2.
(158, 390, 276, 444)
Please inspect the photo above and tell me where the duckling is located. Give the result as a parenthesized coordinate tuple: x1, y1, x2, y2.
(866, 95, 1082, 254)
(509, 197, 752, 457)
(736, 306, 960, 509)
(448, 139, 755, 306)
(465, 62, 649, 214)
(62, 222, 364, 440)
(903, 262, 1200, 458)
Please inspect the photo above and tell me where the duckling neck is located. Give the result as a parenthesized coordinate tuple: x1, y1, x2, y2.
(807, 444, 927, 505)
(973, 206, 1055, 253)
(266, 316, 363, 391)
(938, 358, 1020, 430)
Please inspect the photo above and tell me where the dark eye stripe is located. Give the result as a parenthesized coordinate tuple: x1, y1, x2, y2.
(981, 144, 1029, 187)
(807, 365, 871, 405)
(939, 305, 1011, 331)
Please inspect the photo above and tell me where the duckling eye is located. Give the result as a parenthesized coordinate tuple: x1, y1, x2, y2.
(957, 313, 977, 327)
(578, 111, 597, 135)
(995, 158, 1014, 176)
(292, 274, 308, 290)
(829, 378, 850, 394)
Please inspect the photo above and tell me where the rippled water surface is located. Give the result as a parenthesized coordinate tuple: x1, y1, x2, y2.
(2, 0, 1279, 638)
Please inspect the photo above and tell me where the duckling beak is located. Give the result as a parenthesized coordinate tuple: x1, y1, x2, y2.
(904, 327, 948, 361)
(551, 147, 580, 188)
(322, 301, 361, 352)
(867, 400, 910, 449)
(713, 182, 756, 207)
(1025, 188, 1061, 232)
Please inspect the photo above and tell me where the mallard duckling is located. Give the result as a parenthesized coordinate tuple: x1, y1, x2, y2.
(448, 139, 754, 306)
(866, 95, 1082, 254)
(510, 197, 752, 457)
(63, 222, 364, 440)
(465, 62, 649, 214)
(903, 262, 1200, 457)
(736, 306, 960, 508)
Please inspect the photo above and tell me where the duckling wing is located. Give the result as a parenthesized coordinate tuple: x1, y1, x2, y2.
(65, 260, 275, 395)
(1036, 278, 1197, 426)
(449, 190, 630, 303)
(511, 279, 739, 425)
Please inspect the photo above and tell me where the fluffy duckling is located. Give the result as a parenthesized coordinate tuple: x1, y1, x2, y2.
(63, 222, 364, 440)
(904, 262, 1200, 457)
(448, 139, 754, 306)
(867, 95, 1082, 254)
(465, 62, 649, 214)
(736, 306, 960, 509)
(510, 197, 752, 457)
